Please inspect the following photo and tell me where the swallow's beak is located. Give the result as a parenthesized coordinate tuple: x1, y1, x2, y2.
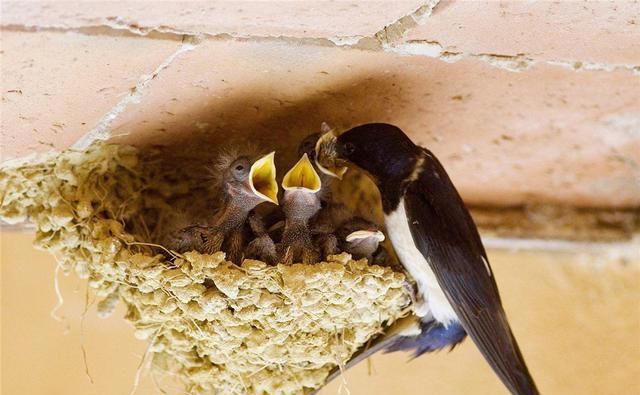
(282, 153, 322, 193)
(346, 230, 386, 243)
(314, 129, 348, 179)
(249, 151, 279, 204)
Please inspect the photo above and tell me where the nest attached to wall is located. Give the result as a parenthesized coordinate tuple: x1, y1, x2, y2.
(0, 143, 410, 394)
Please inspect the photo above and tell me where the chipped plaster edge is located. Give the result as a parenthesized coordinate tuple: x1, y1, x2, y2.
(384, 40, 640, 75)
(370, 0, 441, 46)
(3, 5, 639, 77)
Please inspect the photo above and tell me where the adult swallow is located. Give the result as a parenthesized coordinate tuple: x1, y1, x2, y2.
(164, 152, 278, 263)
(316, 123, 539, 395)
(277, 153, 323, 264)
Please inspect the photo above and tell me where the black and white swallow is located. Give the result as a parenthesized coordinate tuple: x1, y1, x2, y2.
(316, 123, 539, 395)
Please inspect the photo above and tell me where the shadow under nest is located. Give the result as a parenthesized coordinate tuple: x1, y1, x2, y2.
(0, 139, 411, 394)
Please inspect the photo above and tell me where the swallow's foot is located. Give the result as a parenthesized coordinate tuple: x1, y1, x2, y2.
(315, 233, 339, 259)
(277, 240, 320, 265)
(246, 235, 278, 264)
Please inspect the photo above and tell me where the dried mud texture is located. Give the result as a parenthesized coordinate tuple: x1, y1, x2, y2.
(0, 143, 409, 394)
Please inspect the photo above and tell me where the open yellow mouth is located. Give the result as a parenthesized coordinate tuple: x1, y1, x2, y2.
(249, 152, 279, 204)
(314, 129, 348, 179)
(346, 230, 386, 243)
(282, 153, 322, 192)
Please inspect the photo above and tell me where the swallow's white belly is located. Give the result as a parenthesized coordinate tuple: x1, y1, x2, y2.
(385, 199, 458, 324)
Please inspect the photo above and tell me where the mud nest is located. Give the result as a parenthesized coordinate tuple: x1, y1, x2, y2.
(0, 143, 410, 394)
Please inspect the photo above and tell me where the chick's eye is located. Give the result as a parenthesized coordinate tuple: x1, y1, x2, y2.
(231, 161, 249, 179)
(344, 142, 356, 155)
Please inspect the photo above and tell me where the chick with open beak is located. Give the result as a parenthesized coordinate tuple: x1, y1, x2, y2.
(164, 152, 278, 263)
(297, 123, 345, 258)
(277, 153, 323, 264)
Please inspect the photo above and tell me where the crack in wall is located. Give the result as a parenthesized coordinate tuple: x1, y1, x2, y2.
(0, 34, 200, 168)
(1, 22, 345, 49)
(71, 37, 198, 150)
(371, 0, 441, 48)
(2, 23, 190, 41)
(385, 40, 640, 75)
(2, 1, 443, 50)
(3, 4, 638, 77)
(4, 21, 638, 77)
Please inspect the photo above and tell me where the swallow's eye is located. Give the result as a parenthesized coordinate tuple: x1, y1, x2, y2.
(343, 142, 356, 155)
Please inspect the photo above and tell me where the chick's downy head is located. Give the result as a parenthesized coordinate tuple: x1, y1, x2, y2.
(217, 151, 279, 208)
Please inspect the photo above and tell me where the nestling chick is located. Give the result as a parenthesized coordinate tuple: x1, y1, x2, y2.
(336, 217, 388, 264)
(164, 152, 278, 263)
(245, 212, 278, 263)
(297, 123, 347, 258)
(277, 153, 322, 264)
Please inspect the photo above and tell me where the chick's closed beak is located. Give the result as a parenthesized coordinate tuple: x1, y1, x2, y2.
(346, 230, 386, 243)
(249, 152, 279, 204)
(314, 129, 348, 179)
(282, 153, 322, 192)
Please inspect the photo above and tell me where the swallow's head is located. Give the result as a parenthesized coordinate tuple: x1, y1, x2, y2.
(281, 153, 322, 220)
(222, 152, 279, 207)
(316, 123, 418, 182)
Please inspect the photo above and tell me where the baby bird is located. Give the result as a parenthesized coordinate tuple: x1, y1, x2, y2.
(245, 212, 278, 263)
(277, 153, 323, 264)
(297, 123, 347, 258)
(336, 217, 388, 265)
(164, 151, 278, 263)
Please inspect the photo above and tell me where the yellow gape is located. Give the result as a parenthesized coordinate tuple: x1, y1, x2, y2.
(249, 151, 279, 204)
(282, 153, 322, 192)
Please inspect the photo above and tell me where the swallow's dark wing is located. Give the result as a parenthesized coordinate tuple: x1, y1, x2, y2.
(403, 149, 539, 395)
